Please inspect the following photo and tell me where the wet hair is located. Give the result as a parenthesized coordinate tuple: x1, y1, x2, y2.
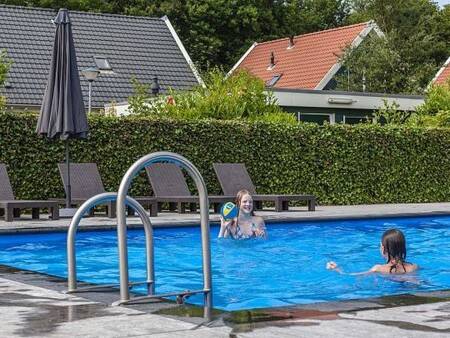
(381, 229, 407, 273)
(235, 189, 255, 216)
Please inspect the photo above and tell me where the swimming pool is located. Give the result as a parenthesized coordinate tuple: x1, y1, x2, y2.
(0, 216, 449, 311)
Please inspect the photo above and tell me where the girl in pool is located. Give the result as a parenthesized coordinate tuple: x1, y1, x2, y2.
(218, 189, 267, 239)
(327, 228, 418, 275)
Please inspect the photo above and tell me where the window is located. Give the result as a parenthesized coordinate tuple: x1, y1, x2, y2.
(266, 74, 282, 87)
(343, 115, 370, 124)
(93, 56, 113, 73)
(297, 112, 335, 125)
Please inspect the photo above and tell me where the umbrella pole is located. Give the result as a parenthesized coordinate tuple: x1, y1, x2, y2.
(65, 139, 72, 208)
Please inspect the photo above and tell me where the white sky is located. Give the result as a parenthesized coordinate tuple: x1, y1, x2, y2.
(437, 0, 449, 7)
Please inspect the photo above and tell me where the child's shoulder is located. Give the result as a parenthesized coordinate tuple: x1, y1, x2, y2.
(371, 262, 418, 274)
(405, 262, 419, 273)
(253, 215, 265, 224)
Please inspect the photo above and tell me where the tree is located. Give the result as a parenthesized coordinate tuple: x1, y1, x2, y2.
(337, 0, 450, 94)
(278, 0, 351, 36)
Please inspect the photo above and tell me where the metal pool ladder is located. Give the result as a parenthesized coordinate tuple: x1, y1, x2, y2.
(66, 152, 213, 319)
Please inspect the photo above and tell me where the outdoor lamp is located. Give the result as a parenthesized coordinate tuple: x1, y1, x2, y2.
(151, 76, 160, 96)
(82, 67, 100, 113)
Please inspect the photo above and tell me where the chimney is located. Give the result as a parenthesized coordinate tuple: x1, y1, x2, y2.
(267, 52, 275, 70)
(288, 35, 295, 49)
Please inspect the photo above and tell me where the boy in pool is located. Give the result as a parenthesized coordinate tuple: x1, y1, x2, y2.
(327, 228, 418, 275)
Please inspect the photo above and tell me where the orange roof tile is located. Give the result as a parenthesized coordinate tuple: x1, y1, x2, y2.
(433, 57, 450, 86)
(235, 22, 373, 90)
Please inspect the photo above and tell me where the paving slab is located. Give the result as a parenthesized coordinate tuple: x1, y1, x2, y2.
(0, 277, 231, 338)
(233, 301, 450, 338)
(0, 276, 449, 338)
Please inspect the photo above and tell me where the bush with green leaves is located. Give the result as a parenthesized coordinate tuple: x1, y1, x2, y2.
(408, 80, 450, 127)
(127, 69, 296, 124)
(2, 111, 450, 206)
(373, 99, 411, 125)
(0, 50, 11, 111)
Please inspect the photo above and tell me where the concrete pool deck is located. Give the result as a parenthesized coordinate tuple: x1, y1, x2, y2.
(1, 202, 450, 337)
(0, 271, 449, 338)
(1, 201, 450, 233)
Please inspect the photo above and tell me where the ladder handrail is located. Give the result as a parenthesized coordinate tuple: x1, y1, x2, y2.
(67, 192, 154, 295)
(116, 152, 212, 319)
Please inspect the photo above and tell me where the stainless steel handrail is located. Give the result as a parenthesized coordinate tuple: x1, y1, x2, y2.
(67, 192, 154, 295)
(116, 152, 212, 319)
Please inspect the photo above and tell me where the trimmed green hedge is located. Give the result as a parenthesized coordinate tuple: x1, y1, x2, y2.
(2, 111, 450, 205)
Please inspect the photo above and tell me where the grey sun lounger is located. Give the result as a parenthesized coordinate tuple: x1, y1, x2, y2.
(145, 163, 235, 213)
(213, 163, 316, 212)
(0, 163, 59, 222)
(58, 163, 157, 217)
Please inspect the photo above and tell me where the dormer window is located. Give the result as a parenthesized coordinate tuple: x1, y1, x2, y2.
(266, 74, 282, 87)
(93, 56, 114, 74)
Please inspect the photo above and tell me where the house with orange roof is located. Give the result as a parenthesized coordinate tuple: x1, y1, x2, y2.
(229, 21, 424, 124)
(229, 21, 383, 91)
(430, 56, 450, 87)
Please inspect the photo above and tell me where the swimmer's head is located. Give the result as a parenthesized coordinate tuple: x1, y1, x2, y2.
(381, 228, 406, 265)
(235, 189, 254, 216)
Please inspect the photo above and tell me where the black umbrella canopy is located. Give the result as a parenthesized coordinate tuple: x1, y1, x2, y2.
(36, 8, 88, 140)
(36, 8, 88, 209)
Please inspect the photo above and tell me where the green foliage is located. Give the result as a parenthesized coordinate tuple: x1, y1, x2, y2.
(338, 0, 450, 94)
(0, 49, 11, 111)
(2, 111, 450, 205)
(417, 80, 450, 116)
(373, 99, 410, 125)
(128, 69, 296, 124)
(127, 77, 152, 117)
(408, 80, 450, 127)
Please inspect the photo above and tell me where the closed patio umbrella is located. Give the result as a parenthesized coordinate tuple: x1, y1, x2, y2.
(36, 8, 88, 210)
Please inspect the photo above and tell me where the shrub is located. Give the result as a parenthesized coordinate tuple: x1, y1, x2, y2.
(373, 99, 411, 125)
(408, 80, 450, 127)
(127, 68, 296, 124)
(0, 50, 11, 111)
(2, 111, 450, 205)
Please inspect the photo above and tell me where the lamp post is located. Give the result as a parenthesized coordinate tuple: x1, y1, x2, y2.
(82, 67, 100, 113)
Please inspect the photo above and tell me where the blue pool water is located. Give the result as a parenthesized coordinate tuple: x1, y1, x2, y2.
(0, 216, 449, 311)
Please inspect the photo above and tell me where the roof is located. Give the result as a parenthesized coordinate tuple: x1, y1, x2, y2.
(0, 5, 201, 108)
(431, 56, 450, 86)
(231, 21, 382, 90)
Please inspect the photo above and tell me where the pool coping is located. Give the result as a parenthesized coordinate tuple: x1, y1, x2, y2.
(2, 202, 450, 234)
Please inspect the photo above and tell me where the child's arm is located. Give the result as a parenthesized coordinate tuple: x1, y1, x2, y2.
(218, 218, 235, 238)
(253, 216, 267, 238)
(326, 261, 379, 276)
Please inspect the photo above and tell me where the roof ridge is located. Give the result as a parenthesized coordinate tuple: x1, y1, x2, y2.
(256, 21, 371, 46)
(0, 4, 162, 21)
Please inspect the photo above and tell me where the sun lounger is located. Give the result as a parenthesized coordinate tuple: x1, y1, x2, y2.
(0, 163, 59, 222)
(213, 163, 316, 211)
(58, 163, 157, 217)
(145, 163, 235, 213)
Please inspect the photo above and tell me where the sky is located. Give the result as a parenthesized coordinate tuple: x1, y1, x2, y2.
(437, 0, 449, 7)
